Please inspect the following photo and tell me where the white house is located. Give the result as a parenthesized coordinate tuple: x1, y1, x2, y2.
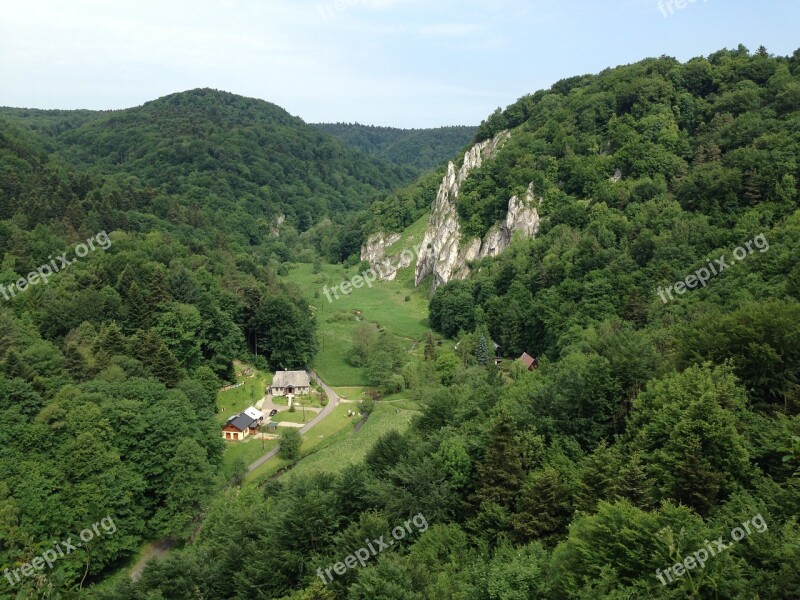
(269, 370, 311, 396)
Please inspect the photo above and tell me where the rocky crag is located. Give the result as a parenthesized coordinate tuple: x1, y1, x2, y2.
(361, 130, 542, 289)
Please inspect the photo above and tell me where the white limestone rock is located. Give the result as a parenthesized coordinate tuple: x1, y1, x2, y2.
(414, 133, 542, 290)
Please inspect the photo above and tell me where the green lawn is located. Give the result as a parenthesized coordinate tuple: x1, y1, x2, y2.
(285, 402, 419, 481)
(275, 409, 316, 424)
(216, 369, 272, 425)
(281, 216, 431, 386)
(333, 386, 371, 401)
(221, 436, 278, 478)
(246, 403, 358, 484)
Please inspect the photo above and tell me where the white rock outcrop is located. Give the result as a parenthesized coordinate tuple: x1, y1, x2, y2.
(359, 129, 542, 290)
(414, 131, 512, 287)
(271, 214, 286, 237)
(478, 183, 541, 260)
(361, 232, 401, 264)
(359, 232, 417, 282)
(414, 132, 541, 289)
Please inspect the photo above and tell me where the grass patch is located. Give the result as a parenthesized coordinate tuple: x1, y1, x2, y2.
(333, 386, 373, 401)
(285, 402, 419, 480)
(245, 404, 357, 484)
(216, 369, 271, 425)
(281, 218, 431, 387)
(275, 410, 315, 424)
(246, 456, 293, 484)
(222, 436, 278, 478)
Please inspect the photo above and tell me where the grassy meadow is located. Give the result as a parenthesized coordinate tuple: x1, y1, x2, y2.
(281, 215, 432, 386)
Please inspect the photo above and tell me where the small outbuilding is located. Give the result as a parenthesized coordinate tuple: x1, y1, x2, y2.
(222, 413, 260, 441)
(244, 406, 264, 423)
(519, 352, 539, 371)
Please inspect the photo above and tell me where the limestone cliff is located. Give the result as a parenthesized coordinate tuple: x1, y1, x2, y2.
(413, 131, 511, 287)
(414, 132, 541, 289)
(359, 232, 418, 282)
(360, 129, 542, 290)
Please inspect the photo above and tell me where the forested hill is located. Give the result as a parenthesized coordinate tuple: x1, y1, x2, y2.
(313, 122, 477, 173)
(0, 89, 353, 598)
(84, 46, 800, 600)
(1, 89, 415, 248)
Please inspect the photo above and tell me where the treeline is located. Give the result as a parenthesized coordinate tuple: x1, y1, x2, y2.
(87, 333, 800, 598)
(459, 44, 800, 238)
(0, 100, 320, 596)
(314, 123, 477, 174)
(88, 47, 799, 599)
(1, 89, 416, 265)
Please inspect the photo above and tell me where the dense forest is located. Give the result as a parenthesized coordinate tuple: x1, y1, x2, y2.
(0, 89, 416, 264)
(313, 123, 477, 174)
(62, 46, 798, 599)
(2, 45, 799, 599)
(0, 92, 371, 597)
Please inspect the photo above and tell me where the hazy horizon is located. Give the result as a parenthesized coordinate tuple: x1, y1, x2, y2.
(2, 0, 799, 128)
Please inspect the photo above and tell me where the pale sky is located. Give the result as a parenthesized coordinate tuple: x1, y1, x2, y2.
(1, 0, 798, 127)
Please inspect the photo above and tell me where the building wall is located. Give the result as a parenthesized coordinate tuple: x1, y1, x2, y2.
(222, 428, 249, 441)
(270, 386, 310, 396)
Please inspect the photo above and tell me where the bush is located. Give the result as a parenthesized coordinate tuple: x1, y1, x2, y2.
(359, 397, 376, 415)
(385, 374, 405, 394)
(279, 429, 302, 461)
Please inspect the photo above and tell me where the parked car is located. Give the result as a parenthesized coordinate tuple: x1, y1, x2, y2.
(269, 409, 278, 417)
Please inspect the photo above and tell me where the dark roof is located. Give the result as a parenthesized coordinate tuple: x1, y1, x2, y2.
(226, 413, 258, 432)
(271, 370, 310, 388)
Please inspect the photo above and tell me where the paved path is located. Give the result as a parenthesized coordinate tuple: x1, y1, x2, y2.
(247, 369, 339, 473)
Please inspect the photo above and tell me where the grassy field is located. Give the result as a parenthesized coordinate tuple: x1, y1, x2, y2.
(245, 216, 431, 483)
(216, 368, 272, 425)
(333, 386, 371, 402)
(285, 401, 419, 481)
(275, 409, 317, 424)
(246, 403, 358, 483)
(281, 216, 431, 386)
(222, 437, 279, 477)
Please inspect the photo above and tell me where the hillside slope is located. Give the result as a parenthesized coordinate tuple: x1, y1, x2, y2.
(1, 89, 415, 249)
(314, 122, 476, 173)
(363, 44, 800, 291)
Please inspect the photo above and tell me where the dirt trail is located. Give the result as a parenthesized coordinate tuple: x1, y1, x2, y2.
(130, 539, 175, 581)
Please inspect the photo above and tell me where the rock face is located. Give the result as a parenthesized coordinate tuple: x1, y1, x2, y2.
(478, 183, 541, 260)
(413, 131, 541, 289)
(361, 232, 401, 265)
(359, 129, 541, 290)
(271, 214, 286, 237)
(359, 232, 418, 282)
(414, 131, 511, 287)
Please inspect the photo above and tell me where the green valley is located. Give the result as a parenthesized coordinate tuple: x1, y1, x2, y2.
(1, 38, 800, 600)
